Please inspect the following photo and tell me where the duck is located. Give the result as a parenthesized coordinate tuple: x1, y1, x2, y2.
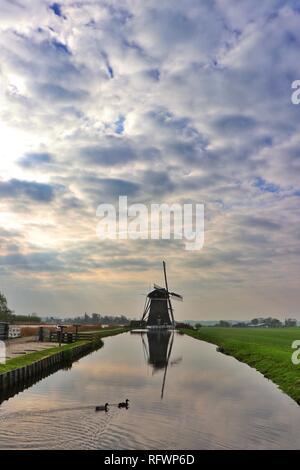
(118, 399, 129, 408)
(95, 403, 109, 412)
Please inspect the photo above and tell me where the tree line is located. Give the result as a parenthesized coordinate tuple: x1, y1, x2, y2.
(0, 292, 41, 324)
(195, 317, 297, 328)
(45, 312, 130, 325)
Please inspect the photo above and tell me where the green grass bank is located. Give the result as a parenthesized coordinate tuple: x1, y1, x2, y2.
(182, 327, 300, 404)
(0, 327, 128, 374)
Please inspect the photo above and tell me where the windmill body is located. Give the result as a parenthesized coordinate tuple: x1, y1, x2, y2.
(147, 288, 172, 327)
(141, 261, 183, 329)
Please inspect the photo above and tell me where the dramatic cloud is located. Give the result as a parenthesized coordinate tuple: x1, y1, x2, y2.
(18, 152, 55, 168)
(0, 0, 299, 319)
(0, 178, 56, 202)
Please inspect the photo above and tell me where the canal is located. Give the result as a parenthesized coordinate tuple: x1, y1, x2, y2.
(0, 331, 299, 449)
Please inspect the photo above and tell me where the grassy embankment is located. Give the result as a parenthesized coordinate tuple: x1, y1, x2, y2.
(0, 327, 128, 374)
(182, 327, 300, 404)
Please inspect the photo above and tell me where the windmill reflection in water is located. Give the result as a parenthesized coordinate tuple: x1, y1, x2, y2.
(141, 330, 182, 399)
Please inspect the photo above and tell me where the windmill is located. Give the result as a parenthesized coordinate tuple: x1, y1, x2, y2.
(141, 261, 183, 328)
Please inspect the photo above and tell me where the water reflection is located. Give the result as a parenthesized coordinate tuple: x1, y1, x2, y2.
(0, 332, 300, 450)
(139, 331, 182, 399)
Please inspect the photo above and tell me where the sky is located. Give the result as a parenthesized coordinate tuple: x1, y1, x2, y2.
(0, 0, 300, 321)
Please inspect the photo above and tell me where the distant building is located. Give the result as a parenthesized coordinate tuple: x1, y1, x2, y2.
(248, 322, 268, 328)
(8, 325, 21, 339)
(0, 323, 22, 339)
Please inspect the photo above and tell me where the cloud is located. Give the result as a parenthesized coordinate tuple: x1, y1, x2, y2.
(18, 152, 55, 168)
(81, 176, 140, 200)
(213, 115, 257, 134)
(238, 215, 281, 231)
(79, 140, 136, 166)
(0, 251, 64, 272)
(0, 179, 56, 203)
(139, 170, 175, 195)
(33, 82, 88, 102)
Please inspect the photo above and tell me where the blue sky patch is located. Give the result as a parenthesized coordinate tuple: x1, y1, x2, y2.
(115, 116, 125, 134)
(50, 3, 64, 18)
(52, 39, 70, 55)
(101, 52, 114, 79)
(254, 177, 280, 193)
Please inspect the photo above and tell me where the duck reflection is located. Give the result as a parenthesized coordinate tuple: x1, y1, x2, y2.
(140, 331, 182, 399)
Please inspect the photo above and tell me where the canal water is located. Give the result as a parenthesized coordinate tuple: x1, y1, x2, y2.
(0, 331, 299, 449)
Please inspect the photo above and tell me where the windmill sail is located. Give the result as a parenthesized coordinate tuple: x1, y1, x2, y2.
(170, 292, 183, 301)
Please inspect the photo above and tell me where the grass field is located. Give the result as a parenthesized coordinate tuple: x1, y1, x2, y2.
(183, 327, 300, 404)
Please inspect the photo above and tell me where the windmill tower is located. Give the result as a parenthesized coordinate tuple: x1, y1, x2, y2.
(141, 261, 183, 329)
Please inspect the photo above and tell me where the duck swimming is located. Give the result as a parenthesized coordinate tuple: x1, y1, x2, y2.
(118, 399, 129, 408)
(95, 403, 109, 412)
